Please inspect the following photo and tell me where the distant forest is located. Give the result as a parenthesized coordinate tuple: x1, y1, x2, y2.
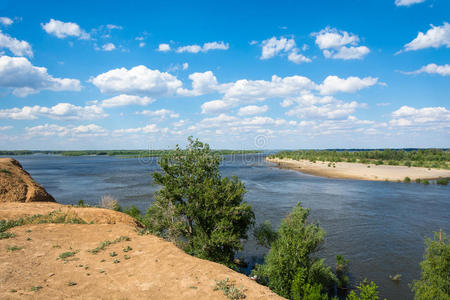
(270, 149, 450, 170)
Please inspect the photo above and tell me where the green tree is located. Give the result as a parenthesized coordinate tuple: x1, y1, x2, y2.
(145, 137, 254, 265)
(411, 230, 450, 300)
(253, 203, 336, 298)
(347, 280, 383, 300)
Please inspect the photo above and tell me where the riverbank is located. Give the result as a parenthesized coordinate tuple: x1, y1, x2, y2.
(266, 157, 450, 182)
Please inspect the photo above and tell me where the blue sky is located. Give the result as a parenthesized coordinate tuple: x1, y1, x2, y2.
(0, 0, 449, 150)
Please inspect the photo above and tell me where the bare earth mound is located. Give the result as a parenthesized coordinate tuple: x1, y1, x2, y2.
(0, 222, 283, 299)
(0, 158, 55, 203)
(267, 157, 450, 182)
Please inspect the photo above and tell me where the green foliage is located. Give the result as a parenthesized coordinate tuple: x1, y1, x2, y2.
(213, 278, 246, 300)
(347, 280, 383, 300)
(59, 251, 76, 259)
(270, 149, 450, 170)
(411, 230, 450, 300)
(1, 168, 11, 175)
(6, 245, 23, 252)
(336, 254, 350, 289)
(87, 236, 130, 254)
(252, 203, 335, 298)
(436, 177, 449, 186)
(423, 179, 430, 185)
(67, 281, 77, 286)
(0, 232, 15, 239)
(146, 137, 254, 265)
(294, 283, 328, 300)
(30, 285, 43, 292)
(404, 177, 411, 183)
(253, 221, 278, 248)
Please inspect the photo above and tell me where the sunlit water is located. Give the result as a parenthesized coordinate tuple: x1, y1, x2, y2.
(5, 154, 449, 299)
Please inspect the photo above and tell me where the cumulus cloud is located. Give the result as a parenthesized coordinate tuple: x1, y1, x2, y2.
(401, 22, 450, 52)
(312, 27, 370, 60)
(138, 109, 179, 119)
(0, 17, 13, 26)
(201, 100, 232, 114)
(113, 124, 161, 135)
(26, 123, 107, 137)
(0, 30, 33, 57)
(0, 56, 81, 97)
(97, 94, 154, 108)
(395, 0, 426, 6)
(401, 63, 450, 76)
(390, 105, 450, 127)
(259, 36, 311, 64)
(176, 41, 229, 53)
(178, 71, 219, 96)
(90, 65, 182, 96)
(237, 105, 268, 116)
(41, 19, 90, 39)
(102, 43, 116, 51)
(157, 43, 171, 52)
(0, 103, 106, 120)
(319, 75, 378, 95)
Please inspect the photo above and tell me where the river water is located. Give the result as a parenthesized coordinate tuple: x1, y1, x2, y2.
(5, 154, 450, 299)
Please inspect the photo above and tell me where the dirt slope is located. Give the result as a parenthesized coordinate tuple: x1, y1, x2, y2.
(0, 222, 283, 299)
(0, 158, 55, 203)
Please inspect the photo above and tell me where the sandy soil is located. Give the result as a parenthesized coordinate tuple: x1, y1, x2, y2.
(0, 210, 283, 299)
(266, 157, 450, 182)
(0, 158, 55, 203)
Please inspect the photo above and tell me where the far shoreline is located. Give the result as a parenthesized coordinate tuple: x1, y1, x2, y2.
(266, 157, 450, 182)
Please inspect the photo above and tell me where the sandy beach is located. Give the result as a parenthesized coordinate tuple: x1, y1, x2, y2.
(266, 157, 450, 182)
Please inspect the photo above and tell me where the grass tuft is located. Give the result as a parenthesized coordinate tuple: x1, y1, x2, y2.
(213, 278, 246, 300)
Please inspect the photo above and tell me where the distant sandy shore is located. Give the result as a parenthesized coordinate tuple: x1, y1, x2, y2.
(266, 157, 450, 182)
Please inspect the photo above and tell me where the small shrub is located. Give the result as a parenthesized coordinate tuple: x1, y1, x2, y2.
(123, 246, 132, 252)
(347, 280, 381, 300)
(110, 251, 118, 257)
(415, 178, 421, 184)
(100, 195, 120, 210)
(404, 177, 411, 183)
(7, 245, 23, 252)
(214, 278, 246, 300)
(436, 177, 449, 186)
(124, 255, 131, 260)
(59, 251, 76, 260)
(30, 286, 43, 292)
(68, 281, 77, 286)
(113, 259, 120, 264)
(0, 232, 15, 239)
(423, 179, 430, 185)
(10, 289, 17, 293)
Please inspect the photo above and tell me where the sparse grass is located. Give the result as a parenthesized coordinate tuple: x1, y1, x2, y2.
(110, 251, 118, 257)
(68, 281, 77, 286)
(213, 278, 246, 300)
(0, 210, 86, 234)
(30, 286, 42, 292)
(0, 232, 15, 239)
(123, 246, 132, 252)
(87, 236, 130, 254)
(189, 285, 198, 289)
(26, 237, 31, 241)
(1, 168, 11, 175)
(6, 245, 23, 252)
(58, 251, 77, 260)
(10, 289, 17, 293)
(113, 259, 120, 264)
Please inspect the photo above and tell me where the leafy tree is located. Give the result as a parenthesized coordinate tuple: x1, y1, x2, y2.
(253, 220, 278, 248)
(347, 280, 383, 300)
(145, 137, 254, 265)
(252, 203, 336, 298)
(411, 230, 450, 300)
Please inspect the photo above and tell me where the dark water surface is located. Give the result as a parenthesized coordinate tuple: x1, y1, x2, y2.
(5, 154, 449, 299)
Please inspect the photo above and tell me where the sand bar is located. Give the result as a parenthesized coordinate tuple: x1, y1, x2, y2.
(266, 157, 450, 182)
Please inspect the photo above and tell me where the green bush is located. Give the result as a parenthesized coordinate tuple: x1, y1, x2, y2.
(252, 203, 335, 298)
(253, 221, 278, 248)
(146, 137, 254, 266)
(404, 177, 411, 183)
(347, 280, 383, 300)
(411, 230, 449, 300)
(436, 178, 449, 186)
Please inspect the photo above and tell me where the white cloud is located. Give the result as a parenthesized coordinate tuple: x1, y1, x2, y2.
(0, 103, 106, 120)
(201, 100, 232, 114)
(138, 109, 179, 119)
(325, 46, 370, 60)
(390, 106, 450, 127)
(139, 42, 146, 48)
(41, 19, 90, 39)
(98, 94, 155, 108)
(312, 27, 370, 60)
(106, 24, 122, 30)
(395, 0, 426, 6)
(287, 49, 312, 64)
(237, 105, 268, 116)
(0, 17, 13, 26)
(401, 22, 450, 52)
(0, 55, 81, 97)
(157, 43, 171, 52)
(0, 125, 12, 131)
(0, 30, 33, 57)
(90, 65, 182, 96)
(26, 123, 107, 137)
(102, 43, 116, 51)
(401, 63, 450, 76)
(319, 75, 378, 95)
(178, 71, 219, 96)
(260, 37, 296, 59)
(176, 41, 229, 53)
(182, 62, 189, 70)
(113, 124, 160, 135)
